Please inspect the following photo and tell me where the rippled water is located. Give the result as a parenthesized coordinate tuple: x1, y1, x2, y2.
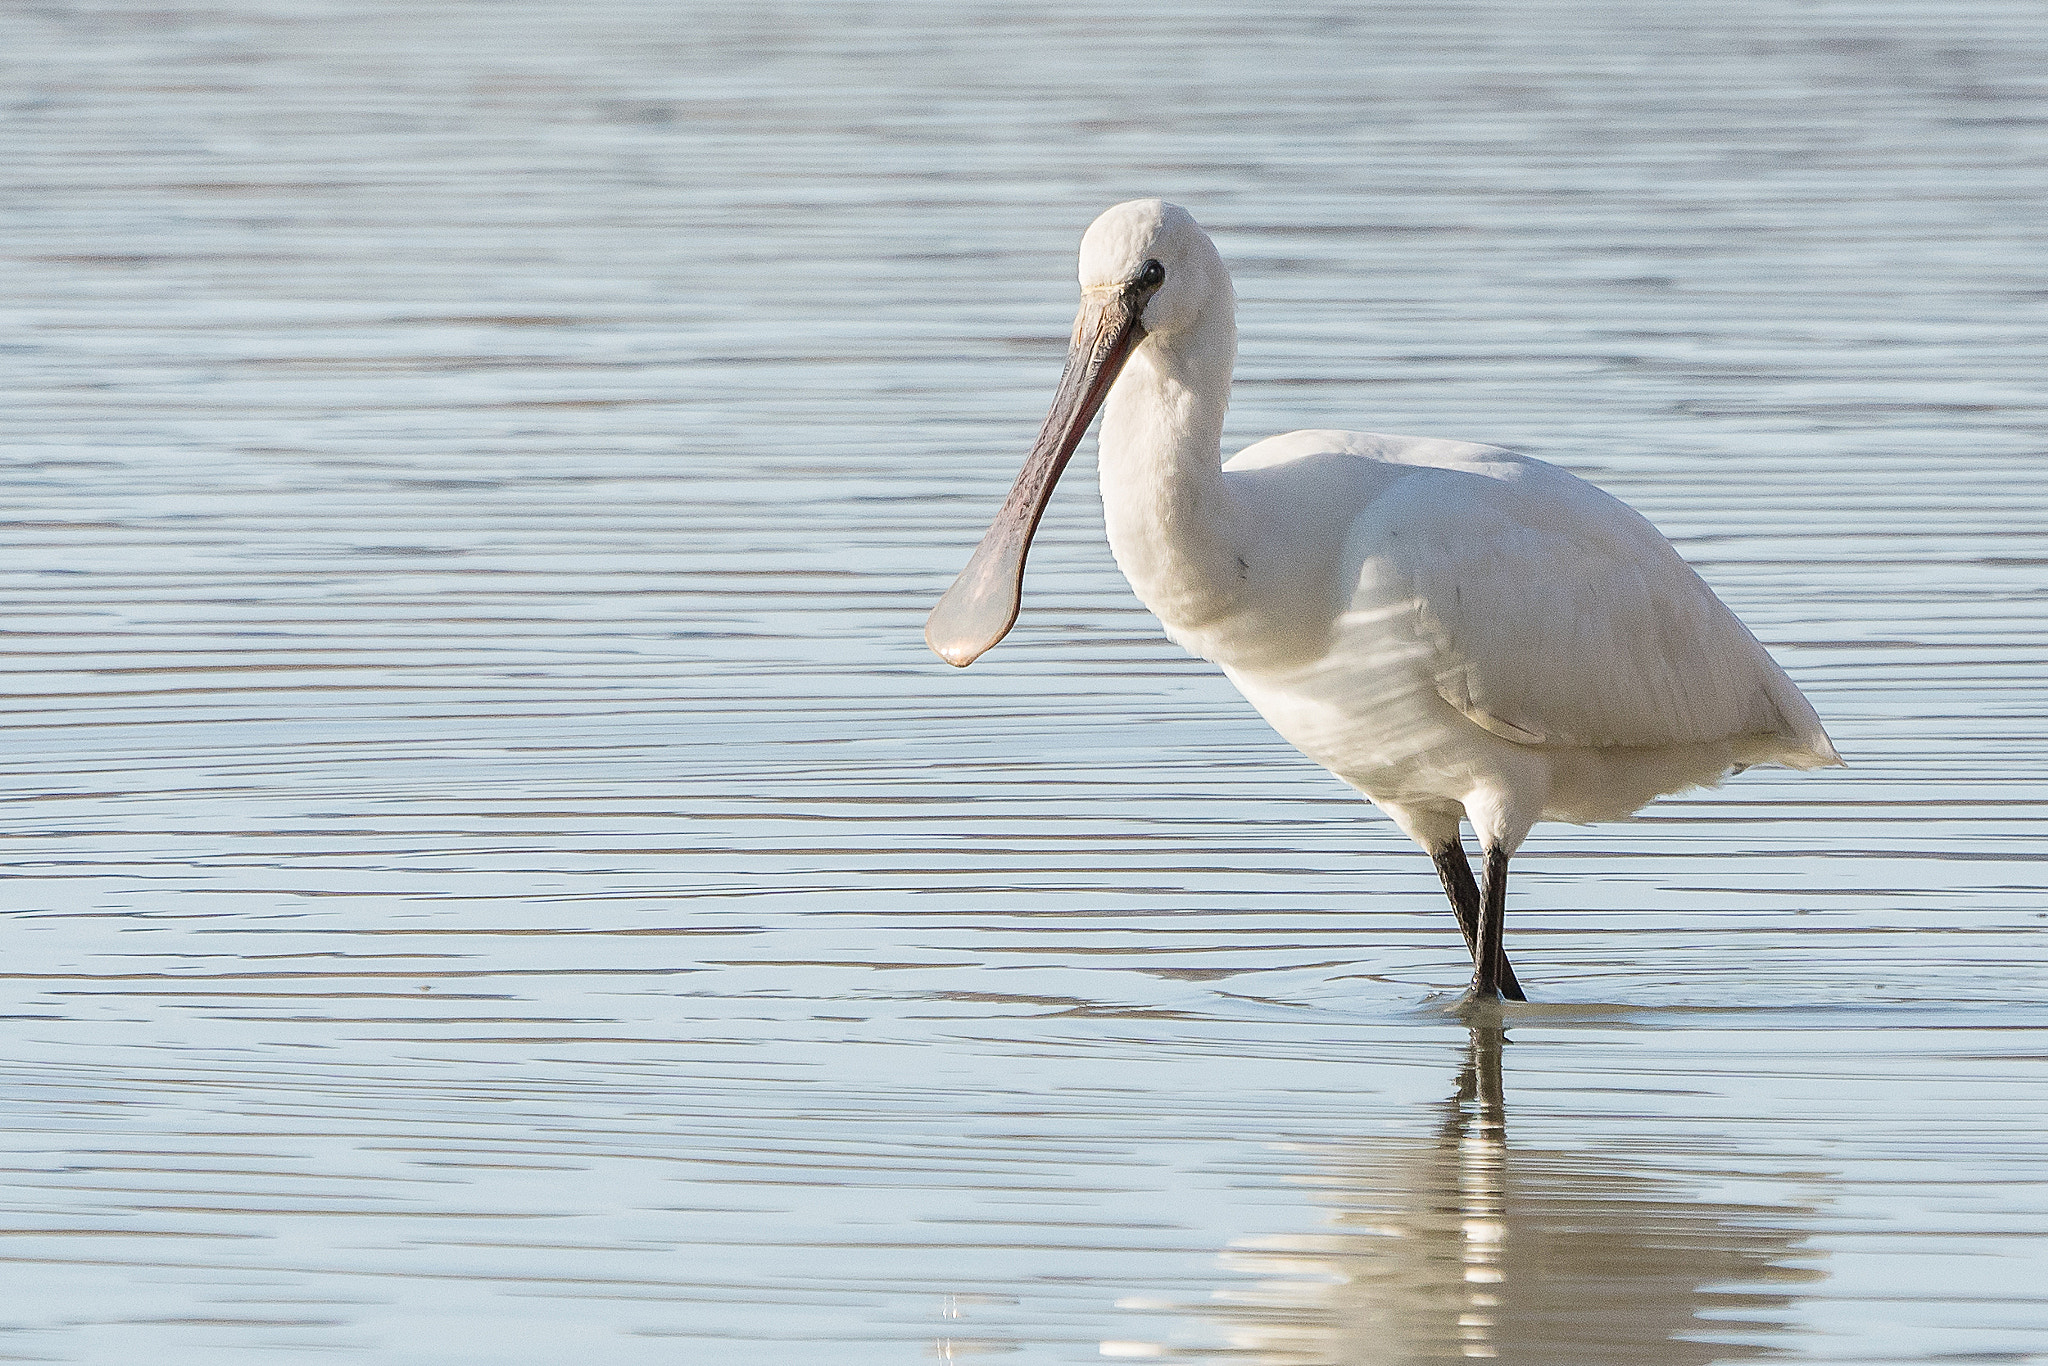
(4, 1, 2047, 1361)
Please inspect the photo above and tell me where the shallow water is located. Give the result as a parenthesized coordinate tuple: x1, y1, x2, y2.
(4, 0, 2047, 1361)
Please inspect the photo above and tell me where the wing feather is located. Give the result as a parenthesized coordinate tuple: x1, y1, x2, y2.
(1348, 453, 1833, 760)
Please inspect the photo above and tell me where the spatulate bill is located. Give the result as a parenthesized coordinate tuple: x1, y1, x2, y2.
(926, 289, 1145, 667)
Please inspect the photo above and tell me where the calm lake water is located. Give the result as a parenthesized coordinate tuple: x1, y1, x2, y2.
(4, 1, 2047, 1362)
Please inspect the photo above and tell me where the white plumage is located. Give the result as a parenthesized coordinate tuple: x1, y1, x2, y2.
(927, 199, 1840, 1000)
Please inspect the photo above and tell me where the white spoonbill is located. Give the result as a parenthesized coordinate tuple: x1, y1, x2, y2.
(926, 200, 1841, 1001)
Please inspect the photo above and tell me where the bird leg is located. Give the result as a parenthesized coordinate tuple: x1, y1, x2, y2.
(1432, 841, 1526, 1000)
(1472, 845, 1524, 1001)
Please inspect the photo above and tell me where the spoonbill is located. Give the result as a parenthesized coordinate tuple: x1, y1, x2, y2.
(926, 200, 1841, 1000)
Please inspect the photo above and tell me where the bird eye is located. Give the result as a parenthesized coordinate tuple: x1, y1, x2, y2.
(1138, 259, 1165, 289)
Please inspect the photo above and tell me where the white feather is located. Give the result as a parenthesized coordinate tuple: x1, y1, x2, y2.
(1080, 202, 1840, 858)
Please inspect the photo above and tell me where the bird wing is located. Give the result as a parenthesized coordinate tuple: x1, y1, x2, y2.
(1347, 451, 1835, 760)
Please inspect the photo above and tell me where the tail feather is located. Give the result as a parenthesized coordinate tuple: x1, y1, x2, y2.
(1759, 659, 1843, 769)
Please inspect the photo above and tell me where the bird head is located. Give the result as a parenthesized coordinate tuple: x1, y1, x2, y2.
(1077, 198, 1229, 342)
(924, 200, 1224, 668)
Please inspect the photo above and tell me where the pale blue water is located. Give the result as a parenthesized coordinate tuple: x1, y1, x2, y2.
(3, 1, 2046, 1362)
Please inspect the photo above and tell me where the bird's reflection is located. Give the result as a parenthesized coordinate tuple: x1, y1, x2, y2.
(1187, 1025, 1823, 1364)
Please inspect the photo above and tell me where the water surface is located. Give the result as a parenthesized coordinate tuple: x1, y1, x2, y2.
(3, 1, 2047, 1362)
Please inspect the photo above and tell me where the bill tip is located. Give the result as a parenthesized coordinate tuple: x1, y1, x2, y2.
(927, 632, 986, 668)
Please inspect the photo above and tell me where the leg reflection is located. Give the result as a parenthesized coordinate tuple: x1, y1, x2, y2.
(1443, 1022, 1509, 1338)
(1186, 1023, 1822, 1364)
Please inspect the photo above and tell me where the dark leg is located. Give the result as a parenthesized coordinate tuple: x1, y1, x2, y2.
(1431, 842, 1484, 957)
(1432, 840, 1526, 1001)
(1473, 845, 1523, 1000)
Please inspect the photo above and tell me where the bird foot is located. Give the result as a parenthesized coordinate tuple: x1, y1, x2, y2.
(1449, 982, 1526, 1020)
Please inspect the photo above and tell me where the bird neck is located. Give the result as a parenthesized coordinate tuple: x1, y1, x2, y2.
(1097, 310, 1241, 632)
